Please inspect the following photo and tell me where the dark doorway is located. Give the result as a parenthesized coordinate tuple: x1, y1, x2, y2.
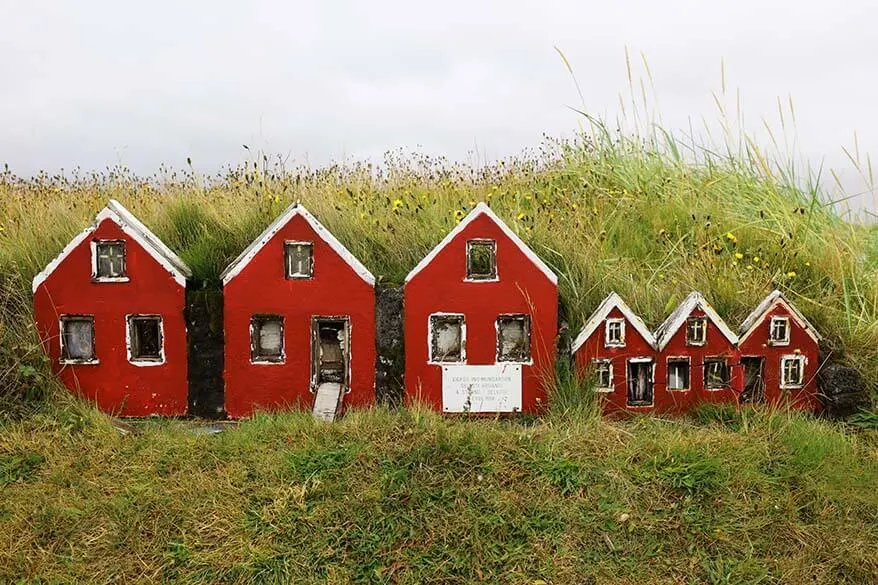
(312, 318, 349, 388)
(740, 357, 765, 403)
(627, 360, 654, 406)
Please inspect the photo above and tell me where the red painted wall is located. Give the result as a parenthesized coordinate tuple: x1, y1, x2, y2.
(738, 304, 821, 412)
(404, 214, 558, 414)
(572, 307, 656, 413)
(33, 219, 188, 416)
(223, 215, 376, 418)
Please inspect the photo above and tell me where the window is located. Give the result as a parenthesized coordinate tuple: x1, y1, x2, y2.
(686, 317, 707, 346)
(430, 314, 464, 362)
(781, 355, 805, 388)
(769, 316, 790, 345)
(593, 360, 613, 392)
(285, 241, 313, 279)
(704, 358, 730, 389)
(466, 239, 497, 280)
(497, 314, 531, 362)
(605, 318, 625, 347)
(60, 316, 96, 363)
(667, 358, 690, 390)
(251, 315, 284, 363)
(127, 315, 164, 363)
(93, 240, 127, 280)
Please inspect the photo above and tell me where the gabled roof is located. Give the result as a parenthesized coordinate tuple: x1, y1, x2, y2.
(739, 289, 821, 344)
(404, 202, 557, 285)
(571, 292, 656, 353)
(220, 203, 375, 286)
(654, 291, 738, 351)
(32, 199, 192, 293)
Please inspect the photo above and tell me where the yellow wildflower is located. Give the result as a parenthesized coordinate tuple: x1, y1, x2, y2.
(734, 252, 744, 259)
(726, 232, 737, 242)
(787, 271, 797, 278)
(753, 256, 760, 263)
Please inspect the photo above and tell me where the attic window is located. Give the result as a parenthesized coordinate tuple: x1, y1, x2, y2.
(466, 239, 497, 281)
(60, 316, 96, 363)
(430, 314, 464, 363)
(769, 317, 790, 345)
(251, 315, 285, 363)
(127, 315, 164, 363)
(285, 241, 313, 279)
(93, 240, 127, 280)
(704, 358, 730, 390)
(781, 355, 805, 388)
(605, 318, 625, 347)
(497, 314, 531, 362)
(667, 358, 690, 391)
(686, 318, 707, 346)
(593, 359, 613, 392)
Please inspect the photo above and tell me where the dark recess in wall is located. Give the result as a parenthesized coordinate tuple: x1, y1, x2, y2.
(186, 287, 225, 418)
(375, 286, 404, 406)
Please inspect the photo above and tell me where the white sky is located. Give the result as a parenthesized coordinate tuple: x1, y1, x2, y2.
(2, 1, 877, 214)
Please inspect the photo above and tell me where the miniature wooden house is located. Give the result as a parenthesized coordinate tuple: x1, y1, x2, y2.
(221, 203, 376, 419)
(571, 293, 658, 412)
(32, 199, 192, 417)
(404, 203, 558, 414)
(738, 290, 822, 411)
(653, 292, 741, 412)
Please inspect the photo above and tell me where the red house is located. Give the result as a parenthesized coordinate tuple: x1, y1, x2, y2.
(737, 290, 822, 411)
(571, 292, 657, 412)
(404, 203, 558, 414)
(221, 203, 376, 420)
(653, 291, 741, 413)
(32, 199, 192, 417)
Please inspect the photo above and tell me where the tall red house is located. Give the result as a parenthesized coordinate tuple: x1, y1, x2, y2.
(737, 290, 822, 411)
(571, 292, 657, 412)
(653, 291, 741, 413)
(221, 203, 376, 419)
(404, 203, 558, 414)
(32, 199, 192, 417)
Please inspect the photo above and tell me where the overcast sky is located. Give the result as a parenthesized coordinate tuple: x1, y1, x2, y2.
(2, 1, 877, 214)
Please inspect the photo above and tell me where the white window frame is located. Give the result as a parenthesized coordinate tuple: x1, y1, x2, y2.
(780, 355, 806, 389)
(91, 239, 130, 283)
(604, 318, 626, 348)
(666, 357, 691, 391)
(592, 359, 613, 392)
(686, 317, 707, 346)
(428, 312, 466, 364)
(285, 240, 314, 279)
(59, 315, 99, 365)
(704, 357, 730, 390)
(464, 239, 499, 282)
(768, 316, 791, 346)
(495, 313, 532, 364)
(250, 315, 286, 365)
(126, 315, 165, 366)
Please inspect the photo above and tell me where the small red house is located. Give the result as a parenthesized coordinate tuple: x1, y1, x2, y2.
(221, 203, 376, 419)
(737, 290, 822, 411)
(32, 199, 192, 417)
(571, 292, 657, 412)
(404, 203, 558, 414)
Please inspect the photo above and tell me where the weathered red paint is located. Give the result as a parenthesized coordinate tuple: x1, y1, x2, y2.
(33, 219, 189, 416)
(404, 208, 558, 414)
(223, 213, 376, 418)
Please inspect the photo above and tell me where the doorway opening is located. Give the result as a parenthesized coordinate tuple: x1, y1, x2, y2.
(627, 359, 654, 407)
(740, 356, 765, 403)
(311, 317, 350, 389)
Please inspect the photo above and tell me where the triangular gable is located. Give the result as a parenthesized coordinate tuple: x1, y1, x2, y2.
(571, 292, 656, 353)
(220, 203, 375, 287)
(32, 199, 192, 293)
(404, 202, 557, 285)
(654, 291, 738, 351)
(739, 289, 821, 344)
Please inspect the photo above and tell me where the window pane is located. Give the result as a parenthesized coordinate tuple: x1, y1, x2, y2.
(63, 319, 94, 360)
(498, 316, 530, 361)
(96, 242, 126, 278)
(431, 316, 463, 362)
(286, 242, 313, 278)
(668, 360, 689, 390)
(466, 240, 496, 279)
(130, 317, 162, 360)
(705, 360, 729, 388)
(259, 321, 283, 355)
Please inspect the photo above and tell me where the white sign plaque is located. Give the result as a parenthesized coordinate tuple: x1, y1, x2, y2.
(441, 364, 522, 413)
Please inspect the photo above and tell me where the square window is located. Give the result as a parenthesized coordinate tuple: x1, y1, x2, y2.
(285, 242, 313, 279)
(769, 317, 790, 345)
(704, 358, 730, 389)
(466, 239, 497, 280)
(60, 316, 96, 362)
(667, 358, 690, 390)
(94, 240, 126, 280)
(251, 316, 284, 362)
(605, 319, 625, 347)
(593, 360, 613, 391)
(497, 314, 531, 362)
(128, 316, 163, 362)
(781, 356, 805, 388)
(686, 318, 707, 346)
(430, 314, 464, 362)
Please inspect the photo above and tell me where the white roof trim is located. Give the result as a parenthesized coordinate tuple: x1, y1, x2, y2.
(654, 291, 738, 351)
(738, 289, 821, 344)
(220, 203, 375, 287)
(32, 199, 191, 293)
(404, 202, 557, 285)
(571, 292, 656, 353)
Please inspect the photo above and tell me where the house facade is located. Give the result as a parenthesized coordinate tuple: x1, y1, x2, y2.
(404, 203, 558, 414)
(221, 204, 376, 419)
(32, 199, 192, 417)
